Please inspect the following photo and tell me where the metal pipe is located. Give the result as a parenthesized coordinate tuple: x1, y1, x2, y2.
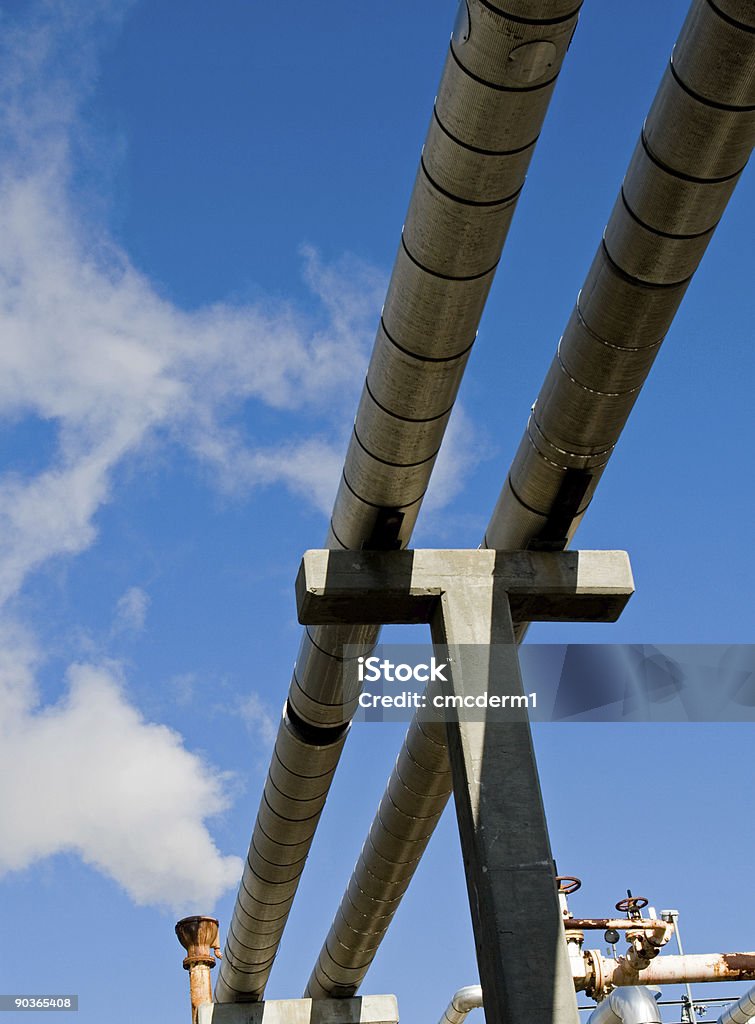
(433, 964, 754, 1024)
(662, 909, 698, 1024)
(438, 985, 484, 1024)
(717, 984, 755, 1024)
(484, 0, 755, 553)
(587, 988, 662, 1024)
(583, 953, 755, 998)
(304, 0, 755, 999)
(216, 0, 584, 1003)
(176, 917, 221, 1024)
(567, 920, 670, 933)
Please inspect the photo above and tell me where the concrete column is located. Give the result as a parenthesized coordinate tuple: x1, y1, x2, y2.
(430, 579, 578, 1024)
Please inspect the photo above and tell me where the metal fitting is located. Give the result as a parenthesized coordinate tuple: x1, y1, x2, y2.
(176, 917, 221, 1024)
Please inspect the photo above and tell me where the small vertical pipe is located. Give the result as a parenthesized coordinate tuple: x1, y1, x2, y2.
(175, 916, 221, 1024)
(662, 911, 697, 1024)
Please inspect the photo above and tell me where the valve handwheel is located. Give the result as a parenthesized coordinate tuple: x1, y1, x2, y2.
(615, 896, 648, 913)
(556, 876, 582, 894)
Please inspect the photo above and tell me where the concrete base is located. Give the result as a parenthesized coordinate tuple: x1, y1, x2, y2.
(198, 996, 398, 1024)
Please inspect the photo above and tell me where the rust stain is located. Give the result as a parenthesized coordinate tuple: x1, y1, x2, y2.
(720, 954, 755, 978)
(566, 918, 666, 931)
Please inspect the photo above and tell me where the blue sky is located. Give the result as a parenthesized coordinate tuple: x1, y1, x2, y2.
(0, 2, 752, 1023)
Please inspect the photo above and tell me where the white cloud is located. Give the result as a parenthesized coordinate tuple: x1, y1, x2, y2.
(0, 651, 242, 911)
(0, 1, 483, 915)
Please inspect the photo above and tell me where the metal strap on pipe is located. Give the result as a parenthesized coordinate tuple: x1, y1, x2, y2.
(304, 0, 755, 999)
(215, 0, 583, 1003)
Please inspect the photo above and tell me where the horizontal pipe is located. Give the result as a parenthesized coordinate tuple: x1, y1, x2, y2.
(432, 957, 755, 1024)
(566, 920, 671, 933)
(583, 953, 755, 997)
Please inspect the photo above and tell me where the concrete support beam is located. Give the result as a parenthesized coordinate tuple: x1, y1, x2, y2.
(198, 996, 398, 1024)
(296, 549, 633, 626)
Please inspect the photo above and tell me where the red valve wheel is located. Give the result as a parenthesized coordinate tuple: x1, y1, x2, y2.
(556, 876, 582, 894)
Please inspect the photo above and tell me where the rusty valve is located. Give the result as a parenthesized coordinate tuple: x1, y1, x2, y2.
(616, 895, 648, 918)
(557, 876, 582, 894)
(176, 916, 221, 1024)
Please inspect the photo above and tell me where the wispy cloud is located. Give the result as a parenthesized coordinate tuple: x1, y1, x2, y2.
(112, 586, 150, 634)
(0, 3, 385, 606)
(237, 693, 277, 749)
(0, 0, 382, 910)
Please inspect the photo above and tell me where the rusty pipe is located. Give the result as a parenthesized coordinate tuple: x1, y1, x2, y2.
(566, 919, 672, 935)
(175, 917, 221, 1024)
(581, 952, 755, 999)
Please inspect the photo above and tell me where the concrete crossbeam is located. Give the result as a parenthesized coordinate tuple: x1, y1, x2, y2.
(296, 549, 633, 626)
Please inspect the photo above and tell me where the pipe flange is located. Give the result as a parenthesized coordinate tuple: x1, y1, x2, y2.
(584, 949, 612, 1000)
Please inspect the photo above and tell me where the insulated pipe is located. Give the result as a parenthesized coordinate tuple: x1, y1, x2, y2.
(587, 988, 662, 1024)
(484, 0, 755, 552)
(717, 984, 755, 1024)
(438, 986, 484, 1024)
(305, 0, 755, 1000)
(215, 0, 583, 1003)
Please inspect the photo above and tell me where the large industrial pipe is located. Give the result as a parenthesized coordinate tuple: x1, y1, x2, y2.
(215, 0, 583, 1003)
(587, 988, 662, 1024)
(717, 983, 755, 1024)
(485, 0, 755, 552)
(305, 0, 755, 999)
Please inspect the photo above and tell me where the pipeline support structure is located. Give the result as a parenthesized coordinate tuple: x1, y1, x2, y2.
(296, 547, 634, 1024)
